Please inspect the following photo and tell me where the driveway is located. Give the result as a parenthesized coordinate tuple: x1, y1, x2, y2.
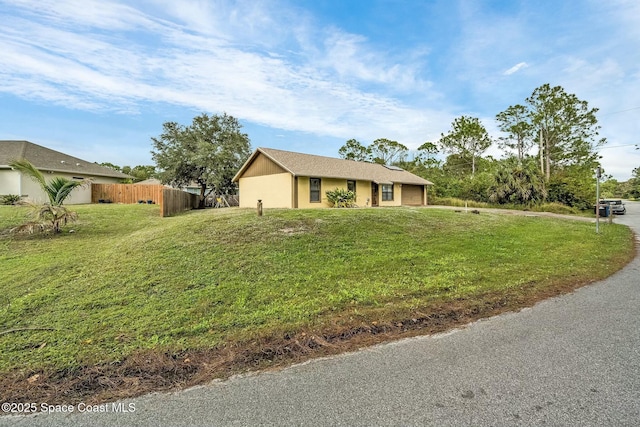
(4, 204, 640, 426)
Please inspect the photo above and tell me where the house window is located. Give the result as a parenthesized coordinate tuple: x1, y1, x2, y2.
(347, 180, 356, 194)
(381, 184, 394, 201)
(310, 178, 321, 202)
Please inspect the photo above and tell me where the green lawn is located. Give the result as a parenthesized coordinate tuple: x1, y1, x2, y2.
(0, 204, 634, 378)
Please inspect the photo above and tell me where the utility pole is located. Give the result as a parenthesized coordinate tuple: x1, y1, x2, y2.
(596, 167, 601, 234)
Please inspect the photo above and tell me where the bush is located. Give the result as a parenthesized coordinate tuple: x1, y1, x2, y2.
(1, 194, 21, 205)
(325, 188, 356, 208)
(531, 203, 581, 215)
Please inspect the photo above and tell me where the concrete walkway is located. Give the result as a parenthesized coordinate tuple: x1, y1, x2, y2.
(3, 204, 639, 426)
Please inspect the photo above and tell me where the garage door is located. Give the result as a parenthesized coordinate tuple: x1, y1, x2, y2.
(401, 184, 424, 206)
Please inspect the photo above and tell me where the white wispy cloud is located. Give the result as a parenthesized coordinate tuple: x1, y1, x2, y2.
(0, 0, 445, 148)
(503, 62, 528, 76)
(1, 0, 639, 178)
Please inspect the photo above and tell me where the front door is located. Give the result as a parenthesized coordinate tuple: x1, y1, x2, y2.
(371, 183, 379, 207)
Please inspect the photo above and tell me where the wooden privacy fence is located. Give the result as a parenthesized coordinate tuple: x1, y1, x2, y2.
(92, 184, 199, 217)
(92, 184, 162, 205)
(161, 187, 200, 217)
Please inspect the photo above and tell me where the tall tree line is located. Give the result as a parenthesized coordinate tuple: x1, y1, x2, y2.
(338, 84, 605, 209)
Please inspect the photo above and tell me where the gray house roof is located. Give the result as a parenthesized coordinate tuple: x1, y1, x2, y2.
(234, 147, 433, 186)
(134, 178, 164, 186)
(0, 140, 130, 179)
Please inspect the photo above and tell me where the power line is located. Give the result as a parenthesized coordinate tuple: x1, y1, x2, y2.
(599, 106, 640, 117)
(598, 143, 639, 150)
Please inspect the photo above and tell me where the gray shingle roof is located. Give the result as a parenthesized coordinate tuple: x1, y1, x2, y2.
(0, 140, 131, 179)
(235, 147, 433, 185)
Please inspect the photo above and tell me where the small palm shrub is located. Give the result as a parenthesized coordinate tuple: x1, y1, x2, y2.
(11, 203, 79, 234)
(325, 188, 356, 208)
(8, 159, 89, 234)
(1, 194, 21, 205)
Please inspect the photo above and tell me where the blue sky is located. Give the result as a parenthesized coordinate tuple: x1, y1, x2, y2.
(1, 0, 639, 179)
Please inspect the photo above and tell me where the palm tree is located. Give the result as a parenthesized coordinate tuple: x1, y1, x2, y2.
(11, 204, 79, 234)
(488, 157, 547, 206)
(9, 159, 89, 233)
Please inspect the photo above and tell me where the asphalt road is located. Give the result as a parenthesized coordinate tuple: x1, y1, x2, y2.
(3, 204, 640, 426)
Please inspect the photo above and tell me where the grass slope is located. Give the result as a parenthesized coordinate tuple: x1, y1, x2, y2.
(0, 204, 634, 401)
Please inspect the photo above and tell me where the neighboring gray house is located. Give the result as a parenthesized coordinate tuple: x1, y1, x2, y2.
(0, 140, 130, 204)
(135, 178, 198, 194)
(134, 178, 166, 186)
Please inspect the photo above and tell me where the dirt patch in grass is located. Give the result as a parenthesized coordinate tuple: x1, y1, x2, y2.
(0, 271, 627, 407)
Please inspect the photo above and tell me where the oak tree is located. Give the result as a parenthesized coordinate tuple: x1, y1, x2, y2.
(151, 113, 251, 208)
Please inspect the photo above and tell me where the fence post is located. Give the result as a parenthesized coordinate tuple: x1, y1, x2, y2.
(257, 199, 263, 216)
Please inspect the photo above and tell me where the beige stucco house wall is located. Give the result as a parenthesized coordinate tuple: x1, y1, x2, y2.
(234, 148, 432, 209)
(237, 173, 294, 209)
(295, 177, 373, 208)
(0, 169, 21, 197)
